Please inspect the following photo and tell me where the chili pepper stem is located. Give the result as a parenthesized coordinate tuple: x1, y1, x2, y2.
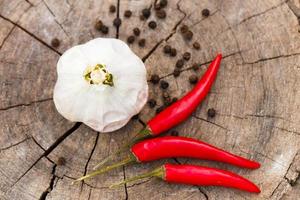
(72, 155, 136, 184)
(93, 127, 152, 170)
(110, 166, 164, 189)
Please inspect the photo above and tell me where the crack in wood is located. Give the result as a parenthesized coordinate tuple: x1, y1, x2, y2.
(0, 14, 62, 55)
(0, 98, 53, 111)
(0, 25, 16, 51)
(273, 126, 300, 136)
(116, 0, 120, 38)
(286, 0, 300, 19)
(0, 137, 30, 152)
(122, 166, 128, 200)
(24, 0, 34, 7)
(39, 164, 57, 200)
(198, 187, 209, 200)
(12, 122, 81, 187)
(243, 52, 300, 65)
(192, 115, 229, 131)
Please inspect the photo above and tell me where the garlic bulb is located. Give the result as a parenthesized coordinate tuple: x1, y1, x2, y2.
(53, 38, 148, 132)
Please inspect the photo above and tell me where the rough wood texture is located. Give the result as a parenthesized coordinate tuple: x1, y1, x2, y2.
(0, 0, 299, 199)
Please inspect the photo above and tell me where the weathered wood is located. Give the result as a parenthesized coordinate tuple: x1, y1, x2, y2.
(0, 0, 300, 199)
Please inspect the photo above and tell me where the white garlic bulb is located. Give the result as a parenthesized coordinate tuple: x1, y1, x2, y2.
(53, 38, 148, 132)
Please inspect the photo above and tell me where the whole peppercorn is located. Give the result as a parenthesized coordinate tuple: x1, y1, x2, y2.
(180, 24, 189, 34)
(148, 21, 157, 29)
(160, 80, 169, 89)
(170, 48, 177, 57)
(57, 157, 66, 166)
(163, 97, 172, 106)
(100, 25, 109, 34)
(113, 18, 122, 27)
(109, 5, 116, 13)
(172, 97, 178, 103)
(159, 0, 168, 8)
(173, 68, 181, 77)
(156, 10, 166, 19)
(148, 99, 157, 108)
(192, 63, 200, 71)
(133, 27, 140, 36)
(193, 42, 201, 50)
(202, 8, 210, 17)
(94, 20, 103, 30)
(124, 10, 132, 18)
(183, 52, 191, 61)
(142, 8, 151, 18)
(207, 108, 216, 118)
(189, 74, 198, 84)
(156, 106, 164, 114)
(127, 35, 135, 44)
(138, 38, 146, 47)
(51, 38, 60, 48)
(163, 45, 171, 54)
(176, 59, 184, 68)
(184, 30, 193, 40)
(170, 130, 179, 136)
(150, 74, 160, 84)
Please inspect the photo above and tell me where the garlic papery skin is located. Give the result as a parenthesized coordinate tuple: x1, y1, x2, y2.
(53, 38, 148, 132)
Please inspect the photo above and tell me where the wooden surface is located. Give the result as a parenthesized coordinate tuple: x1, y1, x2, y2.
(0, 0, 300, 199)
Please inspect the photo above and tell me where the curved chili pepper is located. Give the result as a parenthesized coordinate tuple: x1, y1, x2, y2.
(74, 136, 260, 183)
(147, 54, 222, 135)
(131, 136, 260, 169)
(111, 163, 261, 193)
(93, 54, 222, 169)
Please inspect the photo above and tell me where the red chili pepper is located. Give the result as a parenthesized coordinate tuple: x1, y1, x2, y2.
(131, 136, 260, 169)
(75, 136, 260, 183)
(147, 54, 222, 135)
(93, 54, 222, 169)
(111, 163, 261, 193)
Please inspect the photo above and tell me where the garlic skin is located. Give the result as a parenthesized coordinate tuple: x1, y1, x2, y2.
(53, 38, 148, 132)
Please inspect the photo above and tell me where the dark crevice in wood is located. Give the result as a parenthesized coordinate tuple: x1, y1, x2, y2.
(273, 126, 300, 136)
(198, 187, 209, 200)
(126, 178, 151, 189)
(122, 166, 128, 200)
(12, 122, 81, 186)
(0, 137, 30, 151)
(284, 151, 300, 186)
(87, 188, 92, 200)
(81, 132, 100, 191)
(31, 136, 47, 151)
(192, 115, 229, 131)
(270, 180, 284, 198)
(39, 164, 57, 200)
(0, 14, 62, 55)
(0, 98, 53, 111)
(24, 0, 34, 7)
(116, 0, 120, 38)
(286, 0, 300, 22)
(173, 158, 181, 164)
(238, 1, 286, 25)
(0, 25, 16, 51)
(142, 0, 187, 62)
(243, 52, 300, 65)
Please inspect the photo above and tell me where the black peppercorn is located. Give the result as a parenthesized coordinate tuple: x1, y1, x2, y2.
(133, 27, 140, 36)
(57, 157, 66, 166)
(148, 21, 157, 29)
(184, 30, 193, 40)
(100, 25, 109, 34)
(156, 10, 166, 19)
(170, 48, 177, 57)
(163, 45, 171, 54)
(172, 97, 178, 103)
(142, 8, 151, 18)
(180, 24, 189, 34)
(189, 74, 198, 84)
(109, 5, 116, 13)
(202, 8, 210, 17)
(183, 52, 191, 61)
(150, 74, 160, 84)
(192, 63, 199, 71)
(124, 10, 132, 18)
(94, 20, 103, 30)
(138, 38, 146, 47)
(173, 68, 181, 77)
(156, 106, 164, 114)
(170, 130, 179, 136)
(176, 59, 184, 68)
(193, 42, 200, 50)
(160, 80, 169, 89)
(127, 35, 135, 44)
(163, 97, 172, 106)
(207, 108, 216, 118)
(159, 0, 168, 8)
(51, 38, 60, 48)
(148, 99, 157, 108)
(113, 18, 122, 27)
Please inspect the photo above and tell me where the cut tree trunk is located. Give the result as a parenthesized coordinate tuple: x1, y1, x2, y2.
(0, 0, 299, 199)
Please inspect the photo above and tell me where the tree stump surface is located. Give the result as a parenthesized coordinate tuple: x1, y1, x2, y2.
(0, 0, 300, 199)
